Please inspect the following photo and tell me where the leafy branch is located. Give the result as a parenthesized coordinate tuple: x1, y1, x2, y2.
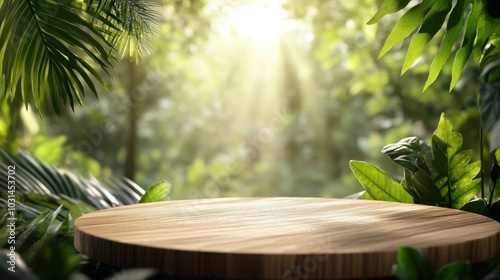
(0, 0, 160, 115)
(370, 0, 500, 92)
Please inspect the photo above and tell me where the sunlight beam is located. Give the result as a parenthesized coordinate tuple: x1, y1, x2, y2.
(227, 1, 293, 44)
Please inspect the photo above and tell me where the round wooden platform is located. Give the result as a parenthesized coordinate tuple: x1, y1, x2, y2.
(74, 197, 500, 279)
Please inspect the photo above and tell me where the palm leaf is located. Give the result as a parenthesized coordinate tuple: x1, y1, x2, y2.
(0, 150, 144, 209)
(0, 149, 170, 279)
(0, 0, 114, 115)
(0, 0, 160, 115)
(84, 0, 161, 62)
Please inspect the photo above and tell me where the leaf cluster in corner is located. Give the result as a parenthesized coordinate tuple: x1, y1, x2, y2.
(0, 0, 160, 115)
(351, 113, 481, 209)
(370, 0, 500, 91)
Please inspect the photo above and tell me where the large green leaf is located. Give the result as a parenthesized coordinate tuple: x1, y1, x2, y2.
(350, 160, 413, 203)
(379, 0, 434, 58)
(401, 0, 453, 74)
(424, 0, 468, 90)
(449, 0, 483, 91)
(431, 114, 481, 209)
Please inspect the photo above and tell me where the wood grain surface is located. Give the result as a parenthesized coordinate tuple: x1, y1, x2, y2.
(74, 197, 500, 279)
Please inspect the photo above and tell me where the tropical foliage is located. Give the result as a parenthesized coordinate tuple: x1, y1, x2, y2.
(0, 150, 170, 279)
(351, 1, 500, 278)
(371, 0, 500, 152)
(0, 0, 479, 201)
(0, 0, 160, 115)
(1, 0, 499, 277)
(371, 0, 500, 91)
(392, 246, 500, 280)
(350, 114, 494, 216)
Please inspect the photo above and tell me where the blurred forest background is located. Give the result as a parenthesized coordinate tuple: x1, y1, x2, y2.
(1, 0, 482, 199)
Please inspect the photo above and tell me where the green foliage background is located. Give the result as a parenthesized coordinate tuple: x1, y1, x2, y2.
(1, 0, 484, 200)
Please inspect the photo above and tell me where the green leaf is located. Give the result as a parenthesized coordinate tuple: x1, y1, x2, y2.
(362, 191, 373, 200)
(367, 0, 412, 25)
(460, 198, 487, 215)
(474, 5, 496, 61)
(379, 0, 434, 58)
(139, 181, 171, 203)
(434, 261, 474, 280)
(0, 0, 160, 115)
(490, 120, 500, 153)
(479, 83, 500, 150)
(16, 210, 52, 254)
(350, 161, 413, 203)
(450, 0, 483, 91)
(382, 136, 431, 173)
(401, 171, 420, 200)
(392, 246, 432, 280)
(401, 0, 453, 74)
(410, 169, 443, 206)
(431, 114, 481, 209)
(424, 0, 468, 91)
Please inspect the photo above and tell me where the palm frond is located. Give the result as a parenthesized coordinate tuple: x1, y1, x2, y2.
(83, 0, 161, 62)
(0, 149, 170, 279)
(0, 0, 113, 115)
(0, 0, 160, 115)
(0, 150, 144, 209)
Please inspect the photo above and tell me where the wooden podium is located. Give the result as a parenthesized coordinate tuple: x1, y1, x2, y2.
(74, 197, 500, 279)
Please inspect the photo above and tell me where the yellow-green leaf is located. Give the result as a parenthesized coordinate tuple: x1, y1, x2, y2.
(350, 160, 413, 203)
(139, 181, 171, 204)
(367, 0, 412, 25)
(424, 0, 468, 91)
(402, 0, 452, 74)
(379, 0, 433, 58)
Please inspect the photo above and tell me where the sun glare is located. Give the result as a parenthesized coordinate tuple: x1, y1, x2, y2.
(205, 0, 312, 144)
(226, 1, 293, 43)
